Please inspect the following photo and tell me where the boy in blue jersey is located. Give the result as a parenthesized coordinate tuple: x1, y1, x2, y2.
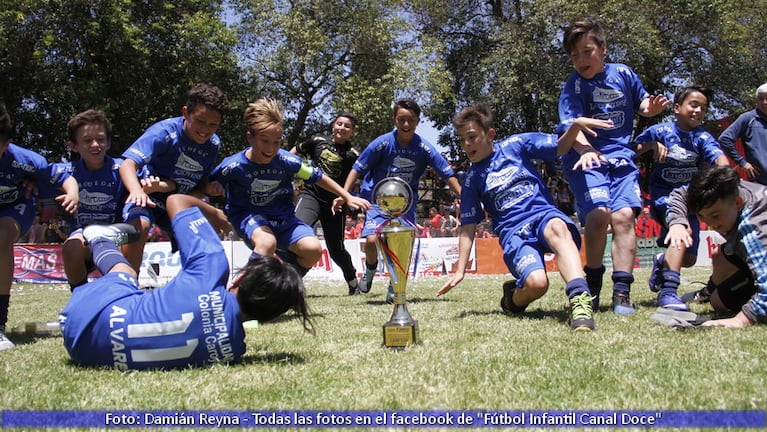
(665, 166, 760, 328)
(558, 19, 671, 315)
(119, 83, 228, 273)
(437, 104, 613, 331)
(55, 109, 173, 290)
(210, 98, 369, 278)
(59, 194, 313, 370)
(0, 103, 79, 351)
(343, 98, 462, 301)
(634, 86, 729, 310)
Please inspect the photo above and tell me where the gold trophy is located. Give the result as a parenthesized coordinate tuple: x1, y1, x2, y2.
(375, 177, 418, 348)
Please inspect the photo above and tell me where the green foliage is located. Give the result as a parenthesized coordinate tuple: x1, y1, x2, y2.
(1, 0, 765, 160)
(413, 0, 767, 152)
(2, 269, 766, 412)
(233, 0, 450, 148)
(0, 0, 241, 159)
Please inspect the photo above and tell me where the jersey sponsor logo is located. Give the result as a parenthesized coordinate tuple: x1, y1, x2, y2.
(175, 154, 204, 172)
(592, 87, 624, 104)
(515, 252, 538, 275)
(0, 186, 19, 205)
(493, 180, 535, 211)
(80, 190, 115, 206)
(388, 156, 417, 183)
(173, 176, 200, 194)
(250, 178, 280, 193)
(594, 111, 625, 129)
(660, 166, 699, 185)
(392, 156, 416, 170)
(665, 145, 697, 163)
(486, 166, 520, 190)
(199, 291, 235, 363)
(585, 187, 610, 202)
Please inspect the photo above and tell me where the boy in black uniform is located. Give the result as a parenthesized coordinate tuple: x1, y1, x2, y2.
(292, 113, 362, 295)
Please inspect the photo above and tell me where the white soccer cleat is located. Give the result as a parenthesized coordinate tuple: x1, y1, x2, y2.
(0, 329, 15, 351)
(82, 223, 140, 246)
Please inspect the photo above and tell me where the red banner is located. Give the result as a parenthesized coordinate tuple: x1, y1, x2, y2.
(13, 244, 67, 283)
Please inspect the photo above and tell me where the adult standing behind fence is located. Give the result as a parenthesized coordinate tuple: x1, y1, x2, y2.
(718, 83, 767, 185)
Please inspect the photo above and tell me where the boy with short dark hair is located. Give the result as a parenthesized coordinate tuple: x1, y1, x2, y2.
(558, 18, 671, 314)
(56, 109, 169, 289)
(665, 165, 762, 328)
(634, 86, 730, 310)
(119, 83, 229, 273)
(344, 98, 461, 302)
(438, 104, 613, 331)
(0, 103, 79, 350)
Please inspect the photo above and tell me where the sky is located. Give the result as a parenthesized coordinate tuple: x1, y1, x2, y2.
(420, 119, 447, 152)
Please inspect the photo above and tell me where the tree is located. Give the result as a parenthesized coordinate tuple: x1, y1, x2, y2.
(411, 0, 767, 153)
(0, 0, 241, 159)
(231, 0, 452, 148)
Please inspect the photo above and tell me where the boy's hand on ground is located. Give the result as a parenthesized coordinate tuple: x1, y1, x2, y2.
(437, 274, 464, 297)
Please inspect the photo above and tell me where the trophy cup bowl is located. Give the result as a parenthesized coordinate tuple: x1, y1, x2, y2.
(373, 177, 418, 348)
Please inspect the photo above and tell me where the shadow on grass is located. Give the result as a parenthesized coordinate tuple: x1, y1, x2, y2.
(240, 351, 307, 365)
(60, 351, 308, 370)
(456, 308, 571, 325)
(3, 333, 60, 346)
(363, 295, 444, 306)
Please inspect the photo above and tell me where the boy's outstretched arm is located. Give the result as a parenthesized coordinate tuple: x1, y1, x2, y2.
(639, 94, 672, 117)
(558, 117, 613, 170)
(120, 159, 154, 208)
(436, 223, 476, 297)
(56, 176, 79, 214)
(166, 194, 231, 236)
(317, 175, 370, 212)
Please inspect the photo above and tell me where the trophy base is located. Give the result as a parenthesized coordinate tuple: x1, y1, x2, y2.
(382, 321, 418, 348)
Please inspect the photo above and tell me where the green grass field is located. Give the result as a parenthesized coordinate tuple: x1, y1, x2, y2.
(0, 266, 765, 430)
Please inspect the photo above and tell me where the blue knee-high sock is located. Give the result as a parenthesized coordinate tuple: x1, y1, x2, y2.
(612, 271, 634, 293)
(565, 278, 590, 299)
(661, 269, 681, 291)
(91, 238, 130, 275)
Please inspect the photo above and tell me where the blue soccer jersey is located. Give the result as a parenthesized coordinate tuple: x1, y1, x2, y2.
(211, 148, 323, 225)
(51, 156, 126, 232)
(0, 144, 70, 232)
(635, 122, 724, 208)
(59, 206, 244, 370)
(122, 117, 220, 196)
(461, 133, 561, 237)
(558, 63, 650, 160)
(354, 130, 454, 210)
